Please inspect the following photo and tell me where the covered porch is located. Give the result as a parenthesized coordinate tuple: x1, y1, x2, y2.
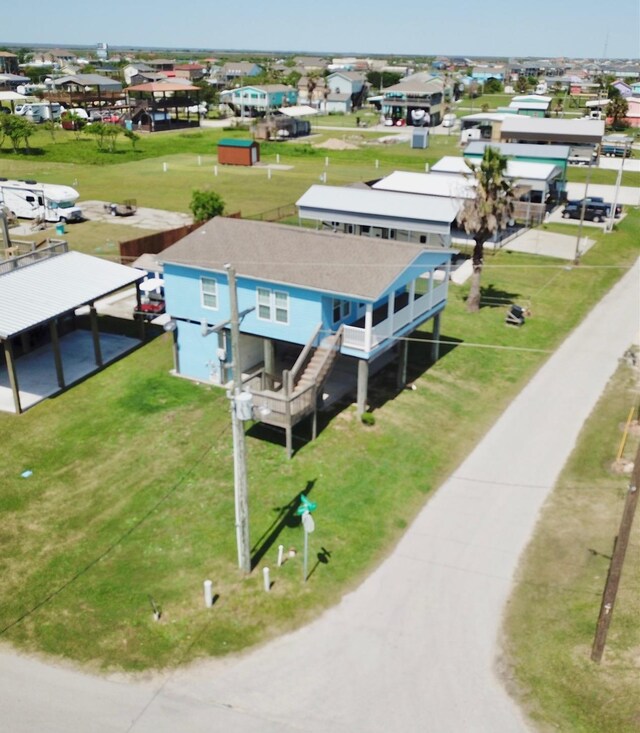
(341, 276, 449, 357)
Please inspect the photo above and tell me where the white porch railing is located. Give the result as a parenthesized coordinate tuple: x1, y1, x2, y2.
(342, 280, 448, 353)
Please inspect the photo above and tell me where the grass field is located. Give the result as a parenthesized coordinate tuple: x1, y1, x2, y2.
(0, 128, 462, 217)
(0, 124, 638, 676)
(504, 358, 640, 733)
(1, 202, 638, 671)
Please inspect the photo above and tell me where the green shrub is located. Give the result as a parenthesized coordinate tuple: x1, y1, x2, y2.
(361, 412, 376, 426)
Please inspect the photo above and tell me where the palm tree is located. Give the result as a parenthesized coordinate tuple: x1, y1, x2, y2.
(606, 96, 629, 130)
(457, 147, 515, 313)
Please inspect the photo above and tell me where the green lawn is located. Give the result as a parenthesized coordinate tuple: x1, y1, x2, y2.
(504, 358, 640, 733)
(0, 125, 638, 673)
(0, 129, 462, 218)
(1, 204, 638, 670)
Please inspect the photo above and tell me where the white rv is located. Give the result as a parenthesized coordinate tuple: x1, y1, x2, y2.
(14, 102, 62, 123)
(0, 179, 83, 222)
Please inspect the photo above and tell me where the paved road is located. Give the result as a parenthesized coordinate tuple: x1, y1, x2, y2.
(1, 261, 639, 732)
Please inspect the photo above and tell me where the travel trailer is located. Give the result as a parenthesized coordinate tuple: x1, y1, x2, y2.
(14, 102, 62, 123)
(0, 179, 83, 222)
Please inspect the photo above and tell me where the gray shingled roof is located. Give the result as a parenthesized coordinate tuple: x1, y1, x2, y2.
(160, 218, 444, 301)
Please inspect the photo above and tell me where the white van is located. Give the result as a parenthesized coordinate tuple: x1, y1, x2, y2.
(15, 102, 62, 123)
(0, 179, 83, 222)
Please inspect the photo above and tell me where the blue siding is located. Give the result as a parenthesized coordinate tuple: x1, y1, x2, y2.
(164, 248, 453, 382)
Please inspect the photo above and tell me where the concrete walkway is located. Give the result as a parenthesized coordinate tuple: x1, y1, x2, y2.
(1, 261, 639, 732)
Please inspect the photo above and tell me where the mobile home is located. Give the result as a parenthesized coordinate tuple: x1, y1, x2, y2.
(0, 179, 83, 222)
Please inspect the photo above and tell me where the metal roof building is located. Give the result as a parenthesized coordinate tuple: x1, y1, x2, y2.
(500, 116, 605, 144)
(296, 184, 461, 246)
(371, 171, 475, 199)
(0, 246, 145, 413)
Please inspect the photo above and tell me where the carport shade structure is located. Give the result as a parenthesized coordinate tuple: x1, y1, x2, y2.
(0, 248, 145, 413)
(125, 81, 201, 131)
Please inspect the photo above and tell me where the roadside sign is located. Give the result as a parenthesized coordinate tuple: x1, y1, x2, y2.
(302, 511, 315, 534)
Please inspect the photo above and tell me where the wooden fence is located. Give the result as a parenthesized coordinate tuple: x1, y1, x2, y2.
(119, 223, 203, 263)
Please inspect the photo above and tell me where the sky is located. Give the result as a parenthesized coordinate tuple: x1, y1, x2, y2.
(3, 0, 640, 59)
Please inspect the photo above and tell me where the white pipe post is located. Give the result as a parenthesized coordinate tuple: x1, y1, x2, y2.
(214, 165, 218, 177)
(163, 162, 168, 172)
(375, 159, 379, 168)
(263, 567, 271, 592)
(198, 155, 202, 166)
(276, 153, 280, 164)
(203, 579, 213, 608)
(325, 156, 329, 167)
(268, 167, 272, 180)
(277, 544, 284, 567)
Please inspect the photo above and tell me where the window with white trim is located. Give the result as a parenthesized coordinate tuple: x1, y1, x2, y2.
(332, 298, 351, 324)
(201, 277, 218, 309)
(257, 287, 289, 323)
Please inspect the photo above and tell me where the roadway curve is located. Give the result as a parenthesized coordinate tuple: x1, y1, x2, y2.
(2, 260, 639, 733)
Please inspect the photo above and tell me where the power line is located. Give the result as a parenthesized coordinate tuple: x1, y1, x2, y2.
(0, 423, 230, 636)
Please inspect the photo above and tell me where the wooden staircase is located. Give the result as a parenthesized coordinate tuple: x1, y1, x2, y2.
(293, 332, 342, 396)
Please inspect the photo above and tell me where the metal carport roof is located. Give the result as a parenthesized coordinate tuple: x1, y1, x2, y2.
(0, 251, 144, 339)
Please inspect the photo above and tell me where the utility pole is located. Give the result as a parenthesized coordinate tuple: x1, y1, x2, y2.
(605, 139, 629, 234)
(591, 441, 640, 663)
(574, 153, 595, 264)
(226, 263, 251, 573)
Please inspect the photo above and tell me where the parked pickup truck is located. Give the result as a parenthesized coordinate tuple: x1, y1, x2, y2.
(562, 198, 622, 222)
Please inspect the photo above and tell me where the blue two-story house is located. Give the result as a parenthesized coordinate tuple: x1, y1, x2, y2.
(219, 84, 298, 117)
(161, 218, 455, 456)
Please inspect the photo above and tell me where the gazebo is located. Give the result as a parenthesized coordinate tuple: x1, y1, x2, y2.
(125, 81, 202, 132)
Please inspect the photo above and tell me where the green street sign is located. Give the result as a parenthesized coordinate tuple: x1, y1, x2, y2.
(296, 494, 317, 515)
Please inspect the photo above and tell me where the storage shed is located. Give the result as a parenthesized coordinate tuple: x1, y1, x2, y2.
(217, 138, 260, 166)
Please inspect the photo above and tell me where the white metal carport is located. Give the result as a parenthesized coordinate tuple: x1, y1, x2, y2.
(0, 246, 145, 413)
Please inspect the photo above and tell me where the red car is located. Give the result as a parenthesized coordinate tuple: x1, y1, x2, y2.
(134, 301, 165, 321)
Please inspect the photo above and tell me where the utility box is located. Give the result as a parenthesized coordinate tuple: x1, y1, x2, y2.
(411, 128, 429, 149)
(217, 138, 260, 166)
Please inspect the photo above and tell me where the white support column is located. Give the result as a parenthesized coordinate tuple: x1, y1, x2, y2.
(428, 269, 435, 308)
(444, 258, 452, 299)
(364, 304, 373, 353)
(409, 279, 416, 320)
(387, 291, 395, 339)
(357, 359, 369, 416)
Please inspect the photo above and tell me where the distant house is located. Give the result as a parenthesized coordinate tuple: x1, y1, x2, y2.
(52, 74, 123, 93)
(612, 81, 632, 98)
(326, 71, 368, 111)
(144, 59, 176, 73)
(297, 75, 326, 107)
(431, 155, 564, 204)
(630, 82, 640, 97)
(381, 77, 445, 126)
(220, 61, 262, 83)
(464, 141, 571, 179)
(160, 217, 456, 453)
(624, 97, 640, 128)
(293, 56, 328, 72)
(505, 94, 552, 118)
(219, 85, 297, 117)
(0, 51, 19, 75)
(31, 49, 78, 66)
(173, 63, 206, 81)
(471, 65, 506, 83)
(500, 117, 605, 164)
